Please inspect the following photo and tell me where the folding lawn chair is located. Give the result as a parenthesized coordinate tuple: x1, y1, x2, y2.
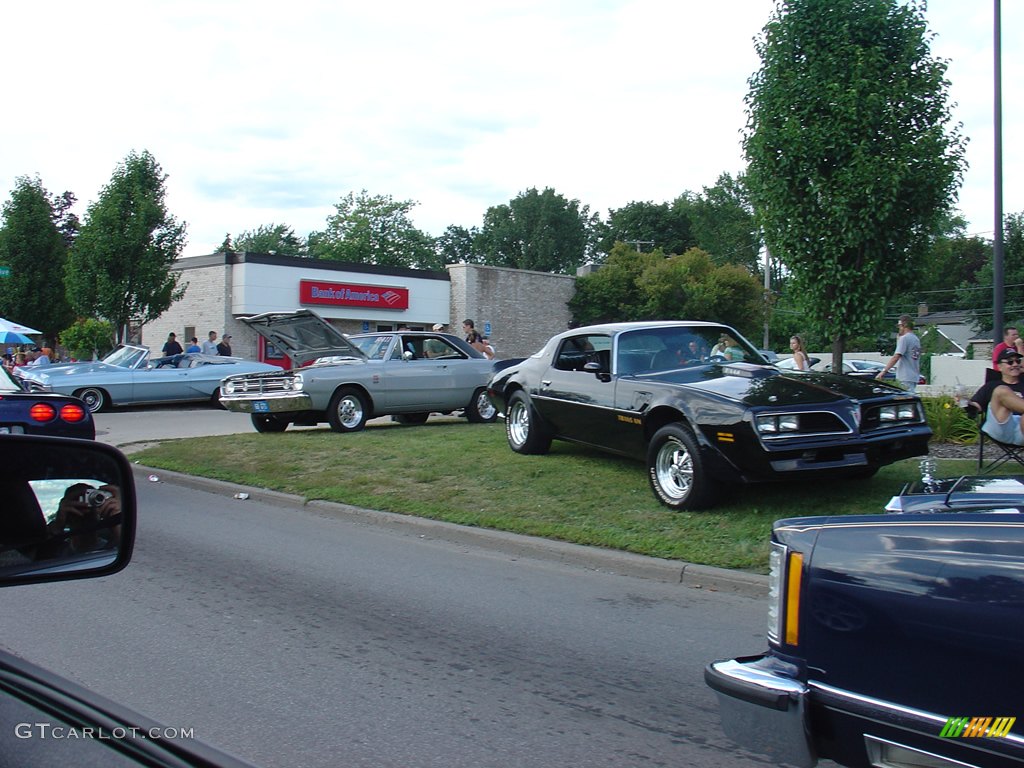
(974, 367, 1024, 473)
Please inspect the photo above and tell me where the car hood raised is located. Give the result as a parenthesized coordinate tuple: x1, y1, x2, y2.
(240, 310, 367, 364)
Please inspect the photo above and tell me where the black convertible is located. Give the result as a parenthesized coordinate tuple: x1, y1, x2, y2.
(486, 321, 931, 510)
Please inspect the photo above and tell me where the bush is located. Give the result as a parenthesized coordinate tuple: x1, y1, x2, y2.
(59, 318, 115, 361)
(922, 395, 978, 444)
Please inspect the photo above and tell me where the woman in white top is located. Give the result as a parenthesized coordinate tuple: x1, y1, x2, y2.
(789, 335, 810, 371)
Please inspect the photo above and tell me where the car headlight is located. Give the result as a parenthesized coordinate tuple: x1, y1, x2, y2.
(284, 375, 303, 392)
(766, 542, 785, 643)
(767, 541, 804, 646)
(222, 379, 235, 395)
(878, 403, 920, 422)
(756, 414, 800, 434)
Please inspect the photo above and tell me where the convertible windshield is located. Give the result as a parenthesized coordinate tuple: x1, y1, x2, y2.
(617, 326, 767, 374)
(102, 346, 149, 370)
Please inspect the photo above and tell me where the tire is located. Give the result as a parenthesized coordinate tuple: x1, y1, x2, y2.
(646, 423, 718, 511)
(465, 388, 497, 423)
(393, 412, 430, 425)
(327, 387, 369, 433)
(74, 387, 107, 414)
(505, 391, 552, 454)
(210, 387, 226, 409)
(251, 414, 288, 433)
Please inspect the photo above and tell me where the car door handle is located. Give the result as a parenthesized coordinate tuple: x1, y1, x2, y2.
(541, 379, 551, 387)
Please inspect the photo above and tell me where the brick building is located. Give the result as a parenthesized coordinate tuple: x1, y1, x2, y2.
(143, 252, 577, 363)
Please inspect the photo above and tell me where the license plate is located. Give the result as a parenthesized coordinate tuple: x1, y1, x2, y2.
(253, 401, 270, 413)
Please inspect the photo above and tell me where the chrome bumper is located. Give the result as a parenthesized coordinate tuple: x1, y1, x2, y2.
(705, 655, 816, 768)
(219, 392, 313, 414)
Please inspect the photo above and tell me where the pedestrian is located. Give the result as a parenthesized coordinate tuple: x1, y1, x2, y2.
(200, 331, 219, 355)
(991, 326, 1024, 370)
(186, 337, 201, 353)
(789, 335, 810, 371)
(162, 332, 183, 357)
(216, 334, 233, 357)
(877, 314, 921, 392)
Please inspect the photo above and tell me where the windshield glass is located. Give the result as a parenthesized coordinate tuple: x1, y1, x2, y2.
(349, 335, 394, 361)
(0, 367, 21, 392)
(102, 346, 149, 369)
(617, 326, 767, 374)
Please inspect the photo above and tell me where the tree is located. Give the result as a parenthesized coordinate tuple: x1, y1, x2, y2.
(597, 200, 694, 258)
(65, 150, 188, 342)
(677, 173, 761, 272)
(956, 212, 1024, 325)
(475, 187, 596, 274)
(307, 191, 437, 269)
(569, 244, 763, 334)
(59, 317, 115, 360)
(0, 176, 75, 344)
(235, 223, 308, 257)
(435, 224, 480, 265)
(744, 0, 966, 369)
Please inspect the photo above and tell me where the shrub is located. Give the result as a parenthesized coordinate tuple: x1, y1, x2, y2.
(922, 395, 977, 444)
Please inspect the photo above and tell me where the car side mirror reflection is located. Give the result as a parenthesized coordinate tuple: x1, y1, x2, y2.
(0, 436, 135, 586)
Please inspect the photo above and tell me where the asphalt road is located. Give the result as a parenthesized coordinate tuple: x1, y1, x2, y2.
(0, 478, 774, 768)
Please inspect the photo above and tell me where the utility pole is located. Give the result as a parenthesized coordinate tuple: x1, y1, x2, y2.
(624, 240, 654, 252)
(993, 0, 1005, 344)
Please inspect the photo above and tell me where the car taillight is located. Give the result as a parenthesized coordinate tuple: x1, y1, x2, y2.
(60, 403, 87, 423)
(29, 403, 57, 422)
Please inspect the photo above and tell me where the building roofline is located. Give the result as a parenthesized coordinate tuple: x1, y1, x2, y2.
(174, 251, 450, 282)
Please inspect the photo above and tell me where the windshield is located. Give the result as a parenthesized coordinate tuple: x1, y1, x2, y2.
(617, 326, 767, 374)
(0, 367, 22, 392)
(348, 335, 394, 361)
(102, 346, 149, 369)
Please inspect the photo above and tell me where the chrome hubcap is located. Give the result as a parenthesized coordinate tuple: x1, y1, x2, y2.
(338, 396, 363, 428)
(655, 438, 693, 500)
(508, 402, 530, 445)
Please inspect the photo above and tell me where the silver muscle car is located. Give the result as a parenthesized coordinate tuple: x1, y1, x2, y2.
(218, 310, 500, 433)
(16, 346, 281, 413)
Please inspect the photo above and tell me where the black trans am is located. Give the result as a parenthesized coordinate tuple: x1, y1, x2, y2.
(486, 322, 930, 510)
(706, 475, 1024, 768)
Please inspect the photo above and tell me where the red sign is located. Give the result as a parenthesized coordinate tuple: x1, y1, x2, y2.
(299, 280, 409, 310)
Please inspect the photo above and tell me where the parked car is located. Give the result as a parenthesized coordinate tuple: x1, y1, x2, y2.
(486, 322, 931, 510)
(15, 346, 281, 413)
(823, 358, 927, 385)
(775, 356, 821, 371)
(0, 366, 94, 439)
(707, 474, 1024, 768)
(218, 310, 501, 433)
(0, 434, 256, 766)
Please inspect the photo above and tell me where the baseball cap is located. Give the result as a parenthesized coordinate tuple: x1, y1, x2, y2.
(432, 323, 445, 331)
(997, 347, 1023, 363)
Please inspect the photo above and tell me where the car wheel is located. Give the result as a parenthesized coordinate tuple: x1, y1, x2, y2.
(210, 387, 226, 409)
(251, 414, 288, 433)
(74, 387, 107, 413)
(505, 391, 551, 454)
(647, 423, 717, 510)
(327, 387, 369, 433)
(393, 412, 430, 425)
(466, 388, 497, 423)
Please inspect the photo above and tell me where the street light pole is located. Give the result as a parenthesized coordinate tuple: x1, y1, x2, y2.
(993, 0, 1005, 344)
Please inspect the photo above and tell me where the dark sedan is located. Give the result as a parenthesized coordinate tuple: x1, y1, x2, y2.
(487, 322, 931, 510)
(706, 474, 1024, 768)
(0, 367, 93, 439)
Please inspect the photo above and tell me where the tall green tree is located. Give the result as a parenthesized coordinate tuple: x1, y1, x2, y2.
(235, 223, 308, 257)
(569, 243, 662, 323)
(435, 224, 480, 265)
(956, 212, 1024, 325)
(475, 187, 596, 274)
(744, 0, 966, 369)
(0, 176, 75, 344)
(308, 191, 437, 269)
(65, 150, 187, 342)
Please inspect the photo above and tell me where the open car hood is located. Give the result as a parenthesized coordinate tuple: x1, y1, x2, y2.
(240, 310, 367, 364)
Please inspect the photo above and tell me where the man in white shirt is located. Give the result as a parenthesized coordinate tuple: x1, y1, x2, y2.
(200, 331, 219, 355)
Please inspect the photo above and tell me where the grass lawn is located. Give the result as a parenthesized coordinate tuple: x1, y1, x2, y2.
(131, 421, 978, 572)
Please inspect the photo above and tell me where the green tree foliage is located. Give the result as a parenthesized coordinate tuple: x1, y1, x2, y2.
(435, 224, 480, 265)
(475, 187, 595, 274)
(0, 176, 75, 344)
(235, 223, 308, 257)
(678, 173, 761, 272)
(65, 150, 187, 342)
(569, 244, 763, 336)
(308, 191, 437, 269)
(956, 212, 1024, 325)
(597, 200, 694, 259)
(59, 317, 115, 360)
(744, 0, 966, 367)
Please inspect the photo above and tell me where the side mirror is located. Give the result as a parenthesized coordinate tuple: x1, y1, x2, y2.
(403, 350, 415, 361)
(0, 436, 135, 586)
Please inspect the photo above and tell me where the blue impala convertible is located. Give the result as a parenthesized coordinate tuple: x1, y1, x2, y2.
(15, 345, 281, 413)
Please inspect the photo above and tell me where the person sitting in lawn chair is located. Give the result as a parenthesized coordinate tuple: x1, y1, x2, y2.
(981, 348, 1024, 446)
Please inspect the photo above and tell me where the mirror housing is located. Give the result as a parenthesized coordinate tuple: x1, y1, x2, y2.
(0, 435, 135, 586)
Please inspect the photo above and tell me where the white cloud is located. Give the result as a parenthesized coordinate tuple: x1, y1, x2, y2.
(0, 0, 1019, 254)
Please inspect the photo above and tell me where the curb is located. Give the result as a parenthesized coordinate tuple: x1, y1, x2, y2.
(131, 464, 769, 598)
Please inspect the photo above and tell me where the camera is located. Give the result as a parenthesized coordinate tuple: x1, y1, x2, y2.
(80, 489, 113, 507)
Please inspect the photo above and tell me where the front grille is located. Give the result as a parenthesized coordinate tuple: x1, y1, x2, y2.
(227, 375, 298, 396)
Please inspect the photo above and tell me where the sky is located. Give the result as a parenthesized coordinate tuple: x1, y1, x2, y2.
(1, 1, 1019, 257)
